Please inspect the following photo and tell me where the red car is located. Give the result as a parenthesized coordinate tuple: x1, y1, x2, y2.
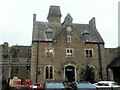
(29, 83, 42, 89)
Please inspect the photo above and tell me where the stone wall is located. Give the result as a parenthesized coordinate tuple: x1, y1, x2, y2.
(48, 16, 61, 23)
(104, 48, 118, 67)
(30, 42, 38, 84)
(0, 45, 2, 90)
(31, 24, 106, 85)
(1, 44, 31, 85)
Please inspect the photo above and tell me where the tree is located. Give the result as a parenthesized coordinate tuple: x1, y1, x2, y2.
(2, 80, 10, 90)
(80, 65, 95, 83)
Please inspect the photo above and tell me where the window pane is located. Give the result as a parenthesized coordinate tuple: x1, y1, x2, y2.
(46, 32, 53, 39)
(46, 66, 49, 79)
(46, 49, 54, 57)
(86, 50, 89, 57)
(86, 50, 88, 54)
(90, 50, 92, 57)
(67, 36, 71, 42)
(50, 66, 53, 79)
(70, 49, 72, 53)
(67, 49, 69, 53)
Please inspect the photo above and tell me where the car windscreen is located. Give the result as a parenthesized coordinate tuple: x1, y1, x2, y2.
(34, 84, 40, 86)
(97, 83, 109, 86)
(111, 83, 117, 86)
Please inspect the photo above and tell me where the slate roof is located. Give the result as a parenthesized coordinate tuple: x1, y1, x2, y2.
(108, 56, 120, 68)
(32, 21, 104, 44)
(74, 24, 104, 43)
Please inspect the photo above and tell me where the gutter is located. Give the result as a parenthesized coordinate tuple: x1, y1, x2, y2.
(97, 44, 103, 80)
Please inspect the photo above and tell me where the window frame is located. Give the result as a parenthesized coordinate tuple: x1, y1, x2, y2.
(45, 28, 53, 41)
(44, 65, 54, 80)
(66, 48, 73, 57)
(45, 48, 54, 57)
(67, 36, 71, 42)
(84, 49, 94, 58)
(45, 32, 53, 39)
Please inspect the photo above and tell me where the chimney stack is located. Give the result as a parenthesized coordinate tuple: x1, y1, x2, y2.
(89, 17, 96, 28)
(33, 14, 36, 23)
(47, 5, 62, 23)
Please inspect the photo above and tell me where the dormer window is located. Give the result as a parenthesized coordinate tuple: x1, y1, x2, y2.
(46, 32, 53, 39)
(82, 30, 90, 41)
(64, 13, 73, 24)
(45, 28, 53, 41)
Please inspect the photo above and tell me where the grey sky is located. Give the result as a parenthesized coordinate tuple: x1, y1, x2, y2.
(0, 0, 119, 48)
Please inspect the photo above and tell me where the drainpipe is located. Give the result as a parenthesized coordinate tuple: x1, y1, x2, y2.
(97, 44, 103, 80)
(36, 41, 39, 83)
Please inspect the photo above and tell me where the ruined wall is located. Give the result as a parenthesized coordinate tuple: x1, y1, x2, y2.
(1, 45, 31, 85)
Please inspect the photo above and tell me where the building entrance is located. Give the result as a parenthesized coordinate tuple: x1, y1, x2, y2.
(65, 66, 75, 82)
(113, 67, 120, 84)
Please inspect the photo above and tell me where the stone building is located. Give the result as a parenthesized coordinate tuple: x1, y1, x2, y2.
(105, 47, 120, 83)
(0, 5, 120, 87)
(0, 42, 31, 85)
(31, 5, 108, 85)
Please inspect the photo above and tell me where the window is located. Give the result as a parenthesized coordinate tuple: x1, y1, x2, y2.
(67, 36, 71, 42)
(66, 48, 73, 56)
(82, 30, 90, 42)
(45, 28, 53, 41)
(46, 32, 53, 39)
(16, 68, 18, 74)
(18, 49, 19, 51)
(26, 66, 30, 71)
(27, 59, 30, 62)
(85, 49, 93, 57)
(45, 48, 54, 57)
(2, 55, 7, 59)
(45, 65, 54, 79)
(27, 49, 30, 52)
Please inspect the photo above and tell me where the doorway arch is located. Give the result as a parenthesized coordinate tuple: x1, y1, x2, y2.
(64, 65, 76, 82)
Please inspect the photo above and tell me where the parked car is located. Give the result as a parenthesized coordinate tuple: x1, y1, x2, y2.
(10, 85, 28, 90)
(76, 82, 97, 90)
(93, 81, 120, 87)
(44, 82, 65, 90)
(29, 83, 42, 89)
(10, 87, 28, 90)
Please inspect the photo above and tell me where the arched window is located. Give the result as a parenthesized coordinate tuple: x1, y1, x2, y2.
(45, 65, 54, 79)
(50, 66, 53, 79)
(46, 66, 49, 79)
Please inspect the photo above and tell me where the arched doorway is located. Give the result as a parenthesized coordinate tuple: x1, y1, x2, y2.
(65, 65, 75, 82)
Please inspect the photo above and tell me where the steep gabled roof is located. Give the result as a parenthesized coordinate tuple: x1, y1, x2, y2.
(108, 56, 120, 68)
(32, 21, 104, 44)
(74, 24, 104, 43)
(32, 21, 62, 41)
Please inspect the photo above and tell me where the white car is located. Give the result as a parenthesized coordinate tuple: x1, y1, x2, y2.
(93, 81, 120, 87)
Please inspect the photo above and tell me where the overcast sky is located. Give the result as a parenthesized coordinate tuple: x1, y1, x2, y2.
(0, 0, 119, 48)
